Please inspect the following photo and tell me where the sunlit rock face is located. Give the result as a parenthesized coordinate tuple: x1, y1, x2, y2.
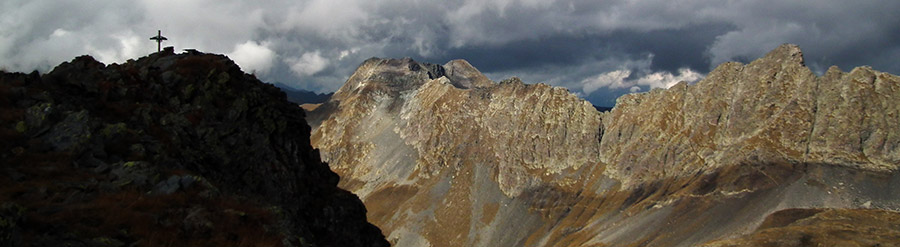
(603, 44, 900, 187)
(310, 44, 900, 247)
(311, 57, 603, 246)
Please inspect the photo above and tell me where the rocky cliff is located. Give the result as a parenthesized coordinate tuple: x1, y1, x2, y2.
(602, 44, 900, 186)
(310, 44, 900, 246)
(0, 48, 388, 246)
(311, 57, 603, 246)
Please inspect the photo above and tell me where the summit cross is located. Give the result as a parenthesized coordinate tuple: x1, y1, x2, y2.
(149, 30, 168, 52)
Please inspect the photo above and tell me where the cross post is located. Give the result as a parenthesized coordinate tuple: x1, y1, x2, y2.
(149, 30, 168, 52)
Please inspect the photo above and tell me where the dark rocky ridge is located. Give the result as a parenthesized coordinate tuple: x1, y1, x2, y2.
(0, 47, 388, 246)
(271, 82, 334, 105)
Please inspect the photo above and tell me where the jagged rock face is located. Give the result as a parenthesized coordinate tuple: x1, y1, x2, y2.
(311, 45, 900, 247)
(312, 58, 603, 245)
(602, 44, 900, 187)
(0, 49, 387, 247)
(316, 58, 602, 197)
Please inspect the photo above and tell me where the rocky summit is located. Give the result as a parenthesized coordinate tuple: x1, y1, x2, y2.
(0, 47, 388, 246)
(309, 44, 900, 246)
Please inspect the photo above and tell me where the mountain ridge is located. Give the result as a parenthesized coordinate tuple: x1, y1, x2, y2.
(309, 44, 900, 246)
(602, 44, 899, 188)
(271, 82, 334, 105)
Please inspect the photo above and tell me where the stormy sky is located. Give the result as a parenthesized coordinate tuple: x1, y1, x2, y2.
(2, 0, 899, 106)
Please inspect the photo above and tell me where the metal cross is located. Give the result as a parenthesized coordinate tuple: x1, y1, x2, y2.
(149, 30, 168, 52)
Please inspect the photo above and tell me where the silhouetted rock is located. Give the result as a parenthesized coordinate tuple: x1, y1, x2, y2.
(272, 82, 334, 105)
(0, 50, 388, 246)
(593, 105, 613, 112)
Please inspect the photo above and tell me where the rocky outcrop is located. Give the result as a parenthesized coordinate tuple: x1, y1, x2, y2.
(310, 45, 900, 246)
(602, 44, 900, 187)
(0, 48, 388, 246)
(312, 57, 602, 246)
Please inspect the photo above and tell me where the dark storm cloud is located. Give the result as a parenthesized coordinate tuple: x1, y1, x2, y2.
(2, 0, 899, 106)
(428, 22, 731, 77)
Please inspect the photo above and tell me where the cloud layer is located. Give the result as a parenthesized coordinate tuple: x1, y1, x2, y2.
(582, 68, 704, 95)
(227, 41, 275, 75)
(2, 0, 899, 106)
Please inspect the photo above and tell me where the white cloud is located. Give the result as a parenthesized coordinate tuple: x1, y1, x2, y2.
(112, 32, 143, 62)
(582, 69, 631, 94)
(227, 41, 276, 75)
(0, 0, 898, 101)
(629, 86, 641, 93)
(83, 31, 144, 65)
(138, 0, 264, 52)
(338, 48, 360, 60)
(286, 51, 329, 77)
(277, 0, 374, 44)
(634, 68, 704, 89)
(581, 68, 703, 94)
(50, 29, 70, 38)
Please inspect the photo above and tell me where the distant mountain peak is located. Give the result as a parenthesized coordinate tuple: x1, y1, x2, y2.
(335, 57, 495, 101)
(309, 44, 900, 246)
(764, 43, 805, 65)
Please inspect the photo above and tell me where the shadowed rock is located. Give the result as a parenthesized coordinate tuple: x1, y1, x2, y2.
(0, 50, 388, 246)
